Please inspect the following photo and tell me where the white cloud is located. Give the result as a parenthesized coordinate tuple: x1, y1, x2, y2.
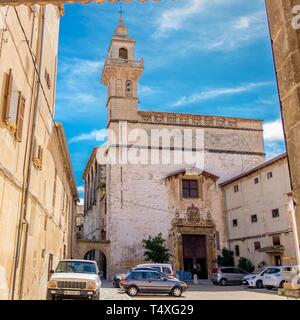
(155, 0, 206, 37)
(69, 128, 107, 144)
(263, 119, 285, 142)
(171, 81, 273, 107)
(77, 185, 84, 193)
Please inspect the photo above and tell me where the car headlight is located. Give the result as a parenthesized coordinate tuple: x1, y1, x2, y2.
(47, 280, 57, 289)
(87, 281, 97, 290)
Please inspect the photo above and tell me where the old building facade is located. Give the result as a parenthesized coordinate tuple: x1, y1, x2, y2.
(78, 18, 269, 279)
(221, 154, 297, 268)
(0, 5, 77, 299)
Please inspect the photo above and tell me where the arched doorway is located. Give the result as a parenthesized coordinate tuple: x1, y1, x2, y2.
(84, 249, 107, 280)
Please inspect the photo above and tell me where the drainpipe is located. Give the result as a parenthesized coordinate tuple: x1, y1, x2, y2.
(11, 6, 46, 300)
(265, 1, 300, 266)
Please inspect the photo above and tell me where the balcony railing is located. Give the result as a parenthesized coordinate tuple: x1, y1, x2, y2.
(104, 58, 144, 68)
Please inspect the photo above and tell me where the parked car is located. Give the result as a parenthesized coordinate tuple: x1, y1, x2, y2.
(242, 268, 268, 288)
(47, 259, 101, 300)
(262, 266, 294, 290)
(113, 263, 175, 288)
(113, 267, 160, 288)
(211, 267, 249, 286)
(120, 269, 188, 297)
(136, 263, 175, 277)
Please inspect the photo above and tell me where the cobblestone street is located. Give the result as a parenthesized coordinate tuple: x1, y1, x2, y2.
(100, 281, 293, 300)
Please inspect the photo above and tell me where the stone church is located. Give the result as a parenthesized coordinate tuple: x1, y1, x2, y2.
(79, 17, 267, 280)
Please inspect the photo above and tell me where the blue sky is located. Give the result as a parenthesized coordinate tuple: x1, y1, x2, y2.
(54, 0, 286, 201)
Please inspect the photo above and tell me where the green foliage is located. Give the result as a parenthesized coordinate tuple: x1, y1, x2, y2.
(142, 233, 170, 263)
(217, 248, 234, 267)
(238, 257, 255, 273)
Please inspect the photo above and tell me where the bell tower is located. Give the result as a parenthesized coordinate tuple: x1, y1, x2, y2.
(101, 15, 144, 125)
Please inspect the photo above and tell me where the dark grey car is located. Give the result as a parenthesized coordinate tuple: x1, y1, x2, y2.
(211, 267, 248, 286)
(120, 270, 188, 297)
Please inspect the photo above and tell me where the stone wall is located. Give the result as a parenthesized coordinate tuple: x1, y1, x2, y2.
(266, 0, 300, 241)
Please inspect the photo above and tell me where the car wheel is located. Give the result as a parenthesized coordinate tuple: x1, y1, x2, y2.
(116, 278, 121, 288)
(127, 286, 139, 297)
(92, 292, 100, 300)
(279, 281, 285, 289)
(46, 292, 54, 300)
(256, 280, 263, 289)
(219, 278, 227, 286)
(171, 287, 183, 297)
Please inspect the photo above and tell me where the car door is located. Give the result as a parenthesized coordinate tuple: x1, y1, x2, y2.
(235, 268, 247, 283)
(225, 268, 236, 284)
(146, 271, 169, 293)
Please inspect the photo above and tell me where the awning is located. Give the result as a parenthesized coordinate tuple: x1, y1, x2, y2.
(258, 245, 285, 254)
(1, 0, 160, 6)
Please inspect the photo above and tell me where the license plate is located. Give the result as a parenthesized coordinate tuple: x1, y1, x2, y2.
(64, 290, 80, 295)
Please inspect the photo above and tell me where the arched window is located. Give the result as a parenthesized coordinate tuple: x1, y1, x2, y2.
(125, 80, 133, 97)
(119, 47, 128, 60)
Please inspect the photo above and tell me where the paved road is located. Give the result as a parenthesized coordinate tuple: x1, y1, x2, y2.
(101, 280, 293, 300)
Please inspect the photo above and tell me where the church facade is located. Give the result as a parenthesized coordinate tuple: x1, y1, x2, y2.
(79, 18, 267, 279)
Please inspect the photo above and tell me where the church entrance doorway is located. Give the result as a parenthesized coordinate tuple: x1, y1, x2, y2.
(182, 235, 208, 279)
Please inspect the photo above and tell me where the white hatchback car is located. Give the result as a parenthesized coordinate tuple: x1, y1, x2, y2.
(242, 268, 268, 288)
(262, 266, 291, 290)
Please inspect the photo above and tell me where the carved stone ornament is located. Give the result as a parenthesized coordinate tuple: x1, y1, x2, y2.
(186, 204, 201, 223)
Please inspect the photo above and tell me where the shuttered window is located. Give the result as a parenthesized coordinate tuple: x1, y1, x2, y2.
(16, 95, 25, 141)
(2, 69, 13, 122)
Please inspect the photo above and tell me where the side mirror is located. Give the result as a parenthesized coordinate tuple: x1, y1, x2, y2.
(49, 270, 55, 275)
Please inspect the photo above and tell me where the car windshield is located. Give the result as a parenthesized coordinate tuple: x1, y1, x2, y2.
(252, 269, 264, 274)
(55, 261, 97, 274)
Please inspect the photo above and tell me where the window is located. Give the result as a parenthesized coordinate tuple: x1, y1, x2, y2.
(44, 68, 51, 89)
(119, 47, 128, 60)
(162, 267, 172, 275)
(234, 185, 239, 193)
(125, 80, 133, 97)
(232, 219, 238, 227)
(254, 177, 259, 184)
(182, 179, 198, 198)
(147, 272, 165, 281)
(251, 214, 258, 223)
(234, 245, 240, 257)
(32, 139, 43, 170)
(254, 241, 261, 251)
(273, 235, 281, 246)
(272, 209, 280, 218)
(2, 69, 26, 141)
(267, 171, 273, 179)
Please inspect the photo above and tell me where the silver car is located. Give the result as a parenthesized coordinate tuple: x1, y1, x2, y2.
(120, 269, 188, 297)
(211, 267, 248, 286)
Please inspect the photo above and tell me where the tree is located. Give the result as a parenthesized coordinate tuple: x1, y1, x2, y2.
(142, 233, 170, 263)
(238, 257, 255, 273)
(217, 248, 234, 267)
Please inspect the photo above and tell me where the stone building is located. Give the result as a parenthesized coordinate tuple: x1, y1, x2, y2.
(0, 5, 78, 300)
(265, 0, 300, 259)
(79, 18, 266, 279)
(221, 153, 297, 268)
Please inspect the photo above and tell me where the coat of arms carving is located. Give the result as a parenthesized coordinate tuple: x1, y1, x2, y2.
(186, 204, 201, 223)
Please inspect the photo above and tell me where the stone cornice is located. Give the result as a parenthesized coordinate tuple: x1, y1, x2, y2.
(138, 111, 263, 131)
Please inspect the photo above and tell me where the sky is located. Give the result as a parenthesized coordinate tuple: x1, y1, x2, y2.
(54, 0, 286, 202)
